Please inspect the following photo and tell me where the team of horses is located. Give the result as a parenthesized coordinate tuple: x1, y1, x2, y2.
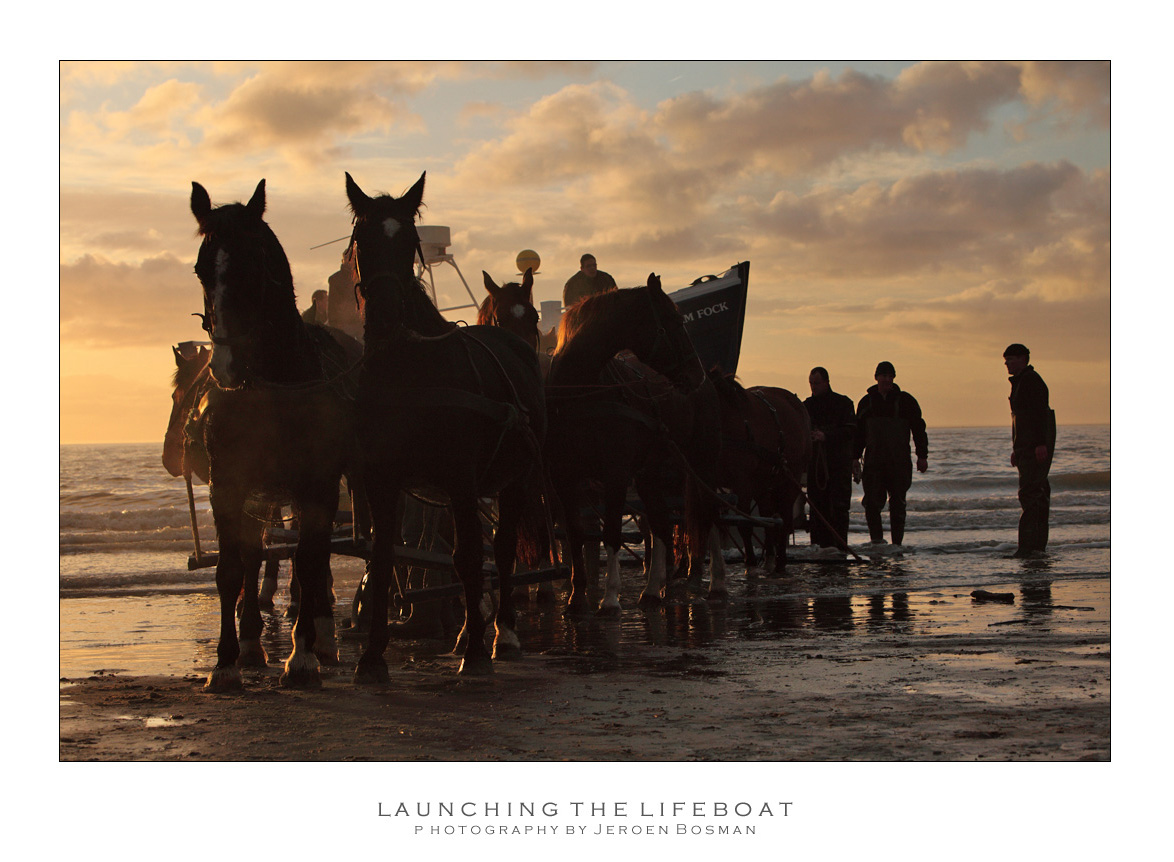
(177, 172, 810, 692)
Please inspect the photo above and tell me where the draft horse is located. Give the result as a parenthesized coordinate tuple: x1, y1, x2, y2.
(478, 268, 560, 603)
(189, 179, 362, 691)
(546, 278, 724, 614)
(345, 171, 546, 680)
(709, 371, 811, 571)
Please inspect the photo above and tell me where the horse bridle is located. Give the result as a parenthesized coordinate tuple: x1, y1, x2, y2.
(194, 233, 281, 349)
(348, 224, 428, 308)
(643, 289, 705, 391)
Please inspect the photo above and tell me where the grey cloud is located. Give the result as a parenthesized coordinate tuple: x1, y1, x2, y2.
(61, 253, 206, 349)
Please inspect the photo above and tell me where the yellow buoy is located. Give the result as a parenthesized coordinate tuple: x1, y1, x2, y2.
(515, 249, 541, 275)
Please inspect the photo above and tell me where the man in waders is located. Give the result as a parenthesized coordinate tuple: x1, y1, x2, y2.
(804, 367, 856, 551)
(1003, 343, 1056, 557)
(852, 361, 928, 546)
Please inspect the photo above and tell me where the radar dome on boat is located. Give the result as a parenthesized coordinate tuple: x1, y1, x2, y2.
(516, 249, 541, 274)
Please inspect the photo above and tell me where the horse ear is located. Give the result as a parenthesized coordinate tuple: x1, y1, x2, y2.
(482, 271, 500, 295)
(191, 182, 212, 225)
(522, 267, 534, 298)
(647, 272, 663, 293)
(173, 345, 184, 366)
(345, 172, 371, 215)
(403, 172, 426, 214)
(246, 179, 266, 219)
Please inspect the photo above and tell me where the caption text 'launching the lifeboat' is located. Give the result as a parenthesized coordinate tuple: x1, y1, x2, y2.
(378, 801, 793, 837)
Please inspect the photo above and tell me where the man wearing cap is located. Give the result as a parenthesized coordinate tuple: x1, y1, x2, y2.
(852, 361, 929, 546)
(1003, 344, 1055, 557)
(804, 367, 856, 551)
(563, 253, 617, 307)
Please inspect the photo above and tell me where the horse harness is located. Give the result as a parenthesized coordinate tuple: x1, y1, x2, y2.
(723, 389, 790, 479)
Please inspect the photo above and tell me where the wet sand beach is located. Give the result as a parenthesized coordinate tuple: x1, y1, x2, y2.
(60, 561, 1109, 762)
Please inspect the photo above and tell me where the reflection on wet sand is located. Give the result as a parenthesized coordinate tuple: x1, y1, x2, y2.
(235, 553, 1094, 680)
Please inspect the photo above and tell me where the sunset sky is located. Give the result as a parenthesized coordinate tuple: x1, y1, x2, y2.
(59, 59, 1110, 444)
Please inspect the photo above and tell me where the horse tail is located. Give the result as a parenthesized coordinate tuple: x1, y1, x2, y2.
(513, 476, 558, 571)
(683, 377, 724, 562)
(683, 473, 705, 560)
(515, 500, 547, 570)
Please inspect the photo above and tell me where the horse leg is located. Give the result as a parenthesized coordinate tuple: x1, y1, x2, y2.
(775, 491, 795, 573)
(204, 485, 247, 692)
(706, 526, 730, 601)
(257, 504, 281, 610)
(597, 482, 628, 615)
(354, 481, 399, 685)
(559, 484, 591, 616)
(280, 499, 335, 688)
(492, 484, 524, 661)
(634, 476, 673, 608)
(237, 513, 269, 667)
(452, 498, 493, 675)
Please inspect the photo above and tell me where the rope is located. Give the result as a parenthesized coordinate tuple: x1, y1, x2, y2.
(660, 436, 863, 562)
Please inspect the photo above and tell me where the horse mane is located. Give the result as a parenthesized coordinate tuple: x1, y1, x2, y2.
(475, 289, 508, 327)
(707, 366, 751, 410)
(400, 275, 456, 336)
(555, 287, 632, 352)
(172, 348, 209, 389)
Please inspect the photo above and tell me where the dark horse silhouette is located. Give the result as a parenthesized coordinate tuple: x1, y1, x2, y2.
(477, 268, 560, 603)
(709, 371, 811, 571)
(546, 278, 725, 614)
(189, 179, 363, 691)
(477, 267, 540, 352)
(344, 172, 546, 680)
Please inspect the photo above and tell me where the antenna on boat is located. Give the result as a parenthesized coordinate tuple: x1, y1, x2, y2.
(416, 226, 479, 313)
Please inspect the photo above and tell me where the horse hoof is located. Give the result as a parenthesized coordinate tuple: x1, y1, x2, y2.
(279, 666, 322, 688)
(707, 589, 729, 604)
(204, 666, 243, 693)
(595, 602, 621, 617)
(458, 655, 494, 676)
(237, 642, 268, 667)
(353, 660, 389, 686)
(388, 617, 446, 640)
(685, 575, 705, 592)
(637, 592, 663, 609)
(493, 641, 524, 661)
(535, 587, 557, 606)
(564, 597, 589, 617)
(315, 649, 340, 666)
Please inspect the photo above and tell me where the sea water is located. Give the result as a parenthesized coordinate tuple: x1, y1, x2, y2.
(58, 426, 1110, 675)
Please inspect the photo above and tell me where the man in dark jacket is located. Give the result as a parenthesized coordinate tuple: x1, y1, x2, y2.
(852, 361, 928, 545)
(804, 367, 856, 550)
(1003, 343, 1055, 557)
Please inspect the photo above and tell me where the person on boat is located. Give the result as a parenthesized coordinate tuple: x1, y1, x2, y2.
(1003, 343, 1055, 557)
(301, 289, 329, 325)
(852, 361, 928, 546)
(803, 366, 856, 551)
(563, 253, 617, 307)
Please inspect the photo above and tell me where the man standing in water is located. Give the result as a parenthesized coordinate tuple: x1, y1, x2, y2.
(804, 367, 856, 551)
(852, 361, 928, 546)
(563, 253, 617, 307)
(1003, 343, 1055, 557)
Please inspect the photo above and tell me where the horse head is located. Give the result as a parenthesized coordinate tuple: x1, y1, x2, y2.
(189, 179, 295, 388)
(479, 268, 539, 351)
(626, 273, 704, 388)
(163, 344, 211, 479)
